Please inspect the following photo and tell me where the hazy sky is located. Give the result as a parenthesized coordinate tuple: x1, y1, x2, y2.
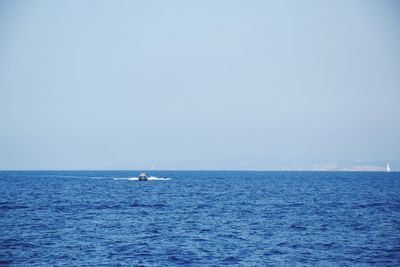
(1, 0, 399, 170)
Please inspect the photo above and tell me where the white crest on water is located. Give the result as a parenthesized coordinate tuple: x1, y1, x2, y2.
(114, 176, 171, 181)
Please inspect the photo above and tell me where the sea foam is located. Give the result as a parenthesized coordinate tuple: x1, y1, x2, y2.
(114, 176, 171, 181)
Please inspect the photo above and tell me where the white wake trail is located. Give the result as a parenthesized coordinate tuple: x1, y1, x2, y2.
(114, 176, 171, 181)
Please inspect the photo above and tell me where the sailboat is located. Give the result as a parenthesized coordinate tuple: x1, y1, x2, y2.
(386, 163, 391, 173)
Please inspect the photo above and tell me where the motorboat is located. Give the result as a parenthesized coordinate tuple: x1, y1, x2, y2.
(138, 172, 149, 181)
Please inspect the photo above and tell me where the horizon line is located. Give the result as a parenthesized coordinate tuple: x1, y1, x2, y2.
(0, 169, 396, 172)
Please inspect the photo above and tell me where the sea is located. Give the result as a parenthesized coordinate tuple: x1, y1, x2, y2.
(1, 171, 399, 266)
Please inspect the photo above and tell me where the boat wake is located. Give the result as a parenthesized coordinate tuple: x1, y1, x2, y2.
(114, 176, 171, 181)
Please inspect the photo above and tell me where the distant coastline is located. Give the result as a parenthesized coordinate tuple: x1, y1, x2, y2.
(0, 169, 396, 172)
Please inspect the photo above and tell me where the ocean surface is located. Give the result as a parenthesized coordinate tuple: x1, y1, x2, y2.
(1, 171, 400, 266)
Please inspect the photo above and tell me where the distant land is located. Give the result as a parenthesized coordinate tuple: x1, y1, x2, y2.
(0, 161, 396, 172)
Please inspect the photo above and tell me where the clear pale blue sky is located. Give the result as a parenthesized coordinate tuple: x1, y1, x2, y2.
(0, 0, 399, 170)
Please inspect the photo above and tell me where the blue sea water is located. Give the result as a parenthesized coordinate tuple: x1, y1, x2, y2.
(1, 171, 400, 266)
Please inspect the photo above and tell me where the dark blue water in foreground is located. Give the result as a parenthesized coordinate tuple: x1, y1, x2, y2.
(1, 171, 400, 266)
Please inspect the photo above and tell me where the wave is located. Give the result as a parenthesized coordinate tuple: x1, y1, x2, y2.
(40, 175, 112, 179)
(41, 174, 170, 181)
(114, 176, 171, 181)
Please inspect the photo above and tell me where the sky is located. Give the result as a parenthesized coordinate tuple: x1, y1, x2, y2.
(0, 0, 399, 170)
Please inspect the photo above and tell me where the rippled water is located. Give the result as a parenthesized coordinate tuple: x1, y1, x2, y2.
(1, 171, 400, 266)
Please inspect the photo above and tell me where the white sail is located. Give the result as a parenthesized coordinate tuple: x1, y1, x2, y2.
(386, 163, 391, 172)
